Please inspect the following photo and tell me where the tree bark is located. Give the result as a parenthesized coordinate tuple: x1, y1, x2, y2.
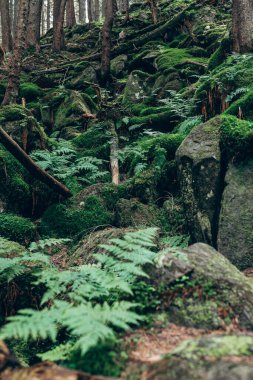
(66, 0, 76, 27)
(110, 121, 119, 185)
(79, 0, 86, 22)
(0, 0, 13, 52)
(26, 0, 43, 49)
(122, 0, 129, 21)
(52, 0, 67, 51)
(47, 0, 51, 30)
(232, 0, 253, 52)
(0, 126, 72, 198)
(87, 0, 93, 22)
(147, 0, 158, 24)
(94, 0, 100, 20)
(2, 0, 29, 105)
(101, 0, 113, 83)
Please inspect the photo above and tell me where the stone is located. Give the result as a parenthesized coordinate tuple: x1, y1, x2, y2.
(154, 243, 253, 330)
(218, 161, 253, 270)
(123, 71, 150, 104)
(111, 54, 128, 77)
(176, 116, 222, 245)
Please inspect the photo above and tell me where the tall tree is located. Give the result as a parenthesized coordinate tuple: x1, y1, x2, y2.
(2, 0, 29, 105)
(0, 0, 13, 52)
(94, 0, 100, 21)
(87, 0, 93, 22)
(232, 0, 253, 52)
(101, 0, 113, 83)
(78, 0, 86, 22)
(66, 0, 76, 27)
(122, 0, 129, 21)
(52, 0, 67, 50)
(26, 0, 43, 49)
(47, 0, 51, 30)
(147, 0, 158, 24)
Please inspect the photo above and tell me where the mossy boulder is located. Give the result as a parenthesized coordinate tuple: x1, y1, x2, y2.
(0, 213, 36, 244)
(123, 71, 151, 104)
(218, 161, 253, 270)
(54, 90, 91, 131)
(40, 195, 113, 238)
(111, 54, 128, 77)
(154, 243, 253, 330)
(176, 116, 222, 245)
(115, 198, 170, 231)
(19, 82, 42, 102)
(127, 335, 253, 380)
(0, 105, 46, 152)
(69, 227, 134, 266)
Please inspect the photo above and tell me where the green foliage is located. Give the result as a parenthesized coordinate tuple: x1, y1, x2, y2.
(40, 195, 113, 237)
(31, 140, 110, 187)
(0, 228, 159, 360)
(20, 83, 42, 101)
(0, 213, 36, 244)
(220, 115, 253, 160)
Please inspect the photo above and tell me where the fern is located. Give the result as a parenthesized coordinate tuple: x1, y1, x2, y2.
(0, 228, 159, 359)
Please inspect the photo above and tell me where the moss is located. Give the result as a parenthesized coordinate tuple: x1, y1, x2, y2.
(0, 238, 25, 257)
(19, 83, 42, 101)
(0, 213, 36, 244)
(208, 37, 231, 71)
(128, 110, 176, 131)
(220, 114, 253, 160)
(40, 195, 113, 238)
(72, 123, 110, 159)
(0, 145, 31, 214)
(0, 104, 28, 122)
(0, 80, 7, 103)
(172, 336, 253, 359)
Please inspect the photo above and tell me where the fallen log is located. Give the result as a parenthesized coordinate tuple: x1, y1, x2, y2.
(0, 127, 72, 198)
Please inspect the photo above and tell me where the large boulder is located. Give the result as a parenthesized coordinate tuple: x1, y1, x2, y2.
(218, 161, 253, 270)
(125, 335, 253, 380)
(123, 71, 150, 104)
(154, 243, 253, 330)
(176, 116, 222, 245)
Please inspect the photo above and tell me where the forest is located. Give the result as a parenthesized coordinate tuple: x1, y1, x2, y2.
(1, 0, 253, 379)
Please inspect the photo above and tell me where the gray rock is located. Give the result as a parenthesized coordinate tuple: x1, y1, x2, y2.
(176, 116, 222, 245)
(111, 54, 128, 77)
(123, 71, 150, 104)
(154, 243, 253, 329)
(218, 161, 253, 270)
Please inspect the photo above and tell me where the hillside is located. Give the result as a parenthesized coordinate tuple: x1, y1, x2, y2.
(2, 0, 253, 379)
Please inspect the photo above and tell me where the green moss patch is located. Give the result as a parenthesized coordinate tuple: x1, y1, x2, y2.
(0, 213, 36, 244)
(40, 195, 113, 238)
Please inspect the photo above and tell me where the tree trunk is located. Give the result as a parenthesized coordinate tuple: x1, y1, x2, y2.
(122, 0, 129, 21)
(110, 121, 119, 185)
(232, 0, 253, 52)
(26, 0, 43, 49)
(94, 0, 100, 20)
(87, 0, 93, 22)
(0, 126, 72, 197)
(13, 0, 19, 36)
(0, 0, 13, 51)
(47, 0, 51, 29)
(66, 0, 76, 27)
(101, 0, 113, 83)
(79, 0, 86, 22)
(147, 0, 158, 24)
(2, 0, 29, 105)
(52, 0, 67, 51)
